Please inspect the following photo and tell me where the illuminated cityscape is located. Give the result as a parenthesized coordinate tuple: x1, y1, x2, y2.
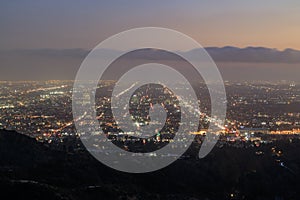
(0, 80, 299, 147)
(1, 0, 300, 199)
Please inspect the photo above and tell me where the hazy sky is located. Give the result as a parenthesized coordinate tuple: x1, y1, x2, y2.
(1, 1, 300, 81)
(1, 0, 300, 50)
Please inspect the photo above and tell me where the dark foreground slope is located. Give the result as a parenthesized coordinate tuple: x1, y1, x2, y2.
(1, 129, 300, 200)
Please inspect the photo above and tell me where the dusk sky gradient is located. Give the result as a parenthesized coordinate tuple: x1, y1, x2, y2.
(1, 0, 300, 50)
(0, 1, 300, 81)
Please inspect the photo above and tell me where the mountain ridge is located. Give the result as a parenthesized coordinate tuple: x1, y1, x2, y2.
(1, 129, 300, 199)
(4, 45, 300, 63)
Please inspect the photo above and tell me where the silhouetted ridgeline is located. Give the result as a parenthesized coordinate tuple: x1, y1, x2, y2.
(1, 129, 300, 200)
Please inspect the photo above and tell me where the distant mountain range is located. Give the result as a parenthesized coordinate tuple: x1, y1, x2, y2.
(204, 46, 300, 63)
(4, 46, 300, 63)
(1, 46, 300, 80)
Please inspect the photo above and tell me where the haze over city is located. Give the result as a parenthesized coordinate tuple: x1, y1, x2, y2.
(1, 0, 300, 81)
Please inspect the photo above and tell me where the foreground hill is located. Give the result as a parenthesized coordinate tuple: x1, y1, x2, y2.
(1, 129, 300, 200)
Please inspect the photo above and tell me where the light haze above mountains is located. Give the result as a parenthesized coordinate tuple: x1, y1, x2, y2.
(1, 46, 299, 81)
